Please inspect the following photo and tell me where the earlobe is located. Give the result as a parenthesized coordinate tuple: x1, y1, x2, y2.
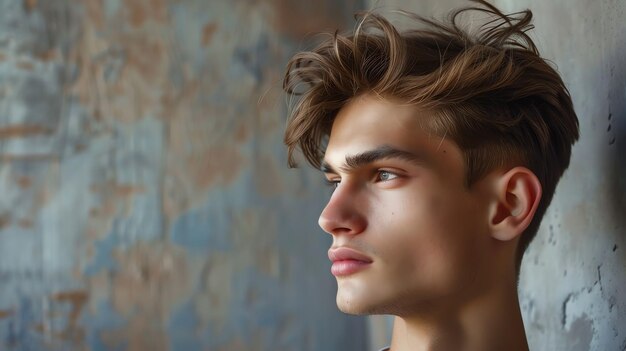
(489, 167, 542, 242)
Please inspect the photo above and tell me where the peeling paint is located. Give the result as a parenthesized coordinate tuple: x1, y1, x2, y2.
(0, 124, 52, 139)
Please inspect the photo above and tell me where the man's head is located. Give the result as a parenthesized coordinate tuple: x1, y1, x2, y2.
(282, 1, 578, 315)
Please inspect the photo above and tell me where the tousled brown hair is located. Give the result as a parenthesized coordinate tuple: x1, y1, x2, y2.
(282, 0, 579, 269)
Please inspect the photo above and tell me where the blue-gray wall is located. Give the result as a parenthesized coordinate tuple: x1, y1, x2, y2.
(0, 0, 367, 350)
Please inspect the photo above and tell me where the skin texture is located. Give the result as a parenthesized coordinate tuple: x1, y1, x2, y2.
(319, 94, 541, 351)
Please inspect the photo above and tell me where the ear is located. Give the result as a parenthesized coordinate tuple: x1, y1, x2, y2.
(488, 167, 542, 242)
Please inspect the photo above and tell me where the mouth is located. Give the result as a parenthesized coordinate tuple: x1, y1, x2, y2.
(328, 247, 373, 277)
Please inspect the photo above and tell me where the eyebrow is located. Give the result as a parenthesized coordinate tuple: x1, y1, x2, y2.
(320, 145, 429, 174)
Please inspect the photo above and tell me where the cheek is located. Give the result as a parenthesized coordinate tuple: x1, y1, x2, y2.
(371, 193, 446, 262)
(373, 186, 481, 273)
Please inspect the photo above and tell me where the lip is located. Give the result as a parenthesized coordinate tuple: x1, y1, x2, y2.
(328, 247, 373, 263)
(328, 247, 373, 277)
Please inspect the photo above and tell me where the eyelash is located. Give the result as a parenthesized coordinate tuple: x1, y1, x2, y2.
(376, 170, 398, 182)
(324, 170, 399, 189)
(324, 179, 340, 189)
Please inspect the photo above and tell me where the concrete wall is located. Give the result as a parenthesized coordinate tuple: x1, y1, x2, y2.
(367, 1, 626, 350)
(0, 0, 368, 350)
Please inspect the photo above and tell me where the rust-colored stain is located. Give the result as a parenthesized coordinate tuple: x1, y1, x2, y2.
(201, 22, 218, 46)
(73, 143, 87, 153)
(0, 309, 14, 319)
(0, 213, 10, 229)
(82, 0, 104, 30)
(123, 0, 168, 27)
(0, 52, 5, 61)
(100, 317, 169, 351)
(16, 60, 34, 71)
(52, 290, 88, 322)
(50, 290, 88, 341)
(23, 0, 36, 12)
(185, 147, 243, 191)
(111, 242, 190, 318)
(16, 175, 32, 188)
(0, 124, 52, 139)
(268, 0, 358, 39)
(114, 184, 145, 196)
(35, 49, 58, 62)
(17, 218, 34, 228)
(234, 121, 250, 143)
(88, 204, 115, 219)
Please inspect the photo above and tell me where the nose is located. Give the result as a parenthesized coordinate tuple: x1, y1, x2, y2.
(318, 185, 367, 236)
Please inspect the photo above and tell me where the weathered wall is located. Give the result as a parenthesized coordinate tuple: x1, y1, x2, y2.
(0, 0, 368, 350)
(367, 0, 626, 350)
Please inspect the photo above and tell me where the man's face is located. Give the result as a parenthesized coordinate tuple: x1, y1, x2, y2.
(319, 94, 494, 316)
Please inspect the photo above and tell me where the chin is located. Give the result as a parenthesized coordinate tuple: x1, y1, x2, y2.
(336, 299, 369, 315)
(336, 298, 396, 315)
(335, 287, 364, 314)
(336, 288, 387, 315)
(336, 283, 422, 316)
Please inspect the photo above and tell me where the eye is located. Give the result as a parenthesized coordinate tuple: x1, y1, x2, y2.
(376, 170, 398, 182)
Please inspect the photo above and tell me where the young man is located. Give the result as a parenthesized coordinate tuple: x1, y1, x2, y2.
(282, 1, 579, 350)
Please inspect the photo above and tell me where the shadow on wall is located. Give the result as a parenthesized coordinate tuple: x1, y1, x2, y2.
(606, 31, 626, 303)
(604, 15, 626, 350)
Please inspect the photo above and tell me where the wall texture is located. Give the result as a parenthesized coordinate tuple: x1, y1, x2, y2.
(0, 0, 368, 350)
(367, 0, 626, 350)
(2, 0, 624, 350)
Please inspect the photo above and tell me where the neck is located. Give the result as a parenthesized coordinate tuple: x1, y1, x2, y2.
(388, 280, 528, 351)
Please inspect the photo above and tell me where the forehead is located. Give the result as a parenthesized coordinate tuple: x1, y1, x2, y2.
(329, 95, 423, 146)
(323, 95, 465, 178)
(326, 95, 444, 154)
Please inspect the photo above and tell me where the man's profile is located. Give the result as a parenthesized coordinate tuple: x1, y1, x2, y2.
(282, 1, 579, 350)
